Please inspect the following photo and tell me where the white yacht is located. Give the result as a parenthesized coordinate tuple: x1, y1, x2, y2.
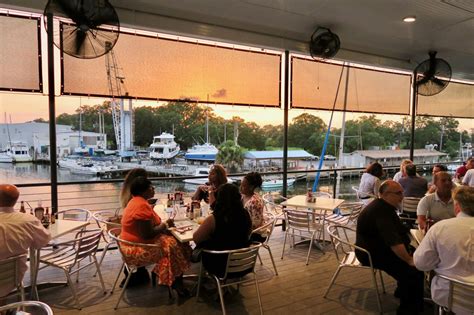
(149, 132, 180, 160)
(0, 142, 33, 163)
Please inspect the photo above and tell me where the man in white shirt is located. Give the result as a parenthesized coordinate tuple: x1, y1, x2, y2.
(0, 184, 51, 298)
(462, 168, 474, 186)
(414, 186, 474, 314)
(416, 172, 455, 230)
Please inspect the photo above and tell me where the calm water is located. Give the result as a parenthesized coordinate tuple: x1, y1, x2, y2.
(0, 163, 433, 211)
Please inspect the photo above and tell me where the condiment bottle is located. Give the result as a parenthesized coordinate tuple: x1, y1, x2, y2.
(306, 188, 313, 202)
(20, 201, 26, 213)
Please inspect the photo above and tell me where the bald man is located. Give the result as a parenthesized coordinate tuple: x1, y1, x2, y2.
(356, 180, 424, 314)
(0, 184, 51, 298)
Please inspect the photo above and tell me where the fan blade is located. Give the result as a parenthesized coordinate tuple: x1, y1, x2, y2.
(432, 77, 446, 87)
(54, 0, 82, 25)
(416, 75, 430, 87)
(75, 29, 87, 55)
(89, 2, 118, 27)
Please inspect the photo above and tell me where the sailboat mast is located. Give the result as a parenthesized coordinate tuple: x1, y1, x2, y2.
(336, 67, 350, 197)
(206, 114, 209, 144)
(4, 113, 12, 146)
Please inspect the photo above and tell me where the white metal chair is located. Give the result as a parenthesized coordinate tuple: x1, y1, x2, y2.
(0, 254, 26, 302)
(325, 202, 364, 226)
(252, 212, 278, 275)
(92, 210, 122, 270)
(399, 197, 421, 228)
(324, 224, 385, 314)
(108, 228, 165, 310)
(196, 243, 263, 315)
(435, 274, 474, 315)
(0, 301, 53, 315)
(281, 208, 324, 265)
(38, 229, 106, 309)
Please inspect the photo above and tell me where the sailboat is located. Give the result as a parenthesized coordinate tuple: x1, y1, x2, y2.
(185, 114, 218, 162)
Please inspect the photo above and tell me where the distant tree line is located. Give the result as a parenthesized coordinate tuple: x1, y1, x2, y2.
(47, 101, 471, 159)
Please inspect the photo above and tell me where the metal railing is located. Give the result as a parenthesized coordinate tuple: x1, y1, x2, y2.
(14, 161, 461, 214)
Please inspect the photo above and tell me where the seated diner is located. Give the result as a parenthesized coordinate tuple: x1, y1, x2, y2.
(240, 172, 266, 242)
(193, 183, 252, 277)
(192, 164, 228, 209)
(120, 177, 192, 295)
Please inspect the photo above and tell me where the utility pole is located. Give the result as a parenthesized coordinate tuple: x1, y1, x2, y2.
(439, 125, 445, 151)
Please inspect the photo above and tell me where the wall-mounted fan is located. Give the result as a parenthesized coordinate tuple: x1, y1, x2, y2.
(309, 27, 340, 59)
(44, 0, 120, 59)
(414, 51, 451, 96)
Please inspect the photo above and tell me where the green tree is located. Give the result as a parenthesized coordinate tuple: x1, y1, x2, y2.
(288, 113, 327, 155)
(216, 140, 244, 173)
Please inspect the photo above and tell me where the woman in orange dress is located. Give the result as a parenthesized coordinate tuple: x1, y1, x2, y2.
(121, 177, 192, 295)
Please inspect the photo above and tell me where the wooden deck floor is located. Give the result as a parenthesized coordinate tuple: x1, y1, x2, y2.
(10, 227, 435, 315)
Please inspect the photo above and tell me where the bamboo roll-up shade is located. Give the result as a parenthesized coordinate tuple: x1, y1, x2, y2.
(417, 81, 474, 118)
(0, 14, 41, 92)
(291, 57, 411, 115)
(62, 30, 281, 107)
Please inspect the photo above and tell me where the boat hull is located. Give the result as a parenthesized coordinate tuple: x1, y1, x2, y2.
(261, 179, 296, 190)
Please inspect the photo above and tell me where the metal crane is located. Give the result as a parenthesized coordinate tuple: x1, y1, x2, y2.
(105, 42, 134, 154)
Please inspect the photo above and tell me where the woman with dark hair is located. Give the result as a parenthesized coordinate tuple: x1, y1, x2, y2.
(359, 162, 384, 200)
(121, 177, 192, 295)
(118, 168, 149, 286)
(240, 172, 264, 232)
(193, 183, 252, 277)
(120, 168, 148, 210)
(192, 164, 228, 208)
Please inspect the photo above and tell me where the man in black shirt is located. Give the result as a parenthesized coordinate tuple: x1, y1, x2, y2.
(356, 180, 424, 314)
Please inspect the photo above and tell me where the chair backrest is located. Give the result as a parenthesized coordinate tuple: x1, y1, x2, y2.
(108, 228, 162, 268)
(339, 202, 364, 224)
(73, 229, 103, 264)
(326, 224, 373, 267)
(203, 243, 262, 280)
(0, 254, 25, 298)
(284, 209, 315, 232)
(262, 193, 284, 216)
(402, 197, 421, 214)
(251, 212, 276, 244)
(437, 274, 474, 313)
(57, 208, 91, 222)
(0, 301, 53, 315)
(93, 210, 122, 232)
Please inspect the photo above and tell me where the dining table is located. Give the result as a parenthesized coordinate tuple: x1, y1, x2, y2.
(280, 195, 345, 246)
(153, 202, 201, 243)
(29, 219, 90, 299)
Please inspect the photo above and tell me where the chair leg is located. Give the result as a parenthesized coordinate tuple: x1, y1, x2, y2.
(111, 262, 125, 294)
(214, 276, 227, 315)
(265, 245, 278, 276)
(196, 261, 204, 301)
(114, 267, 135, 310)
(257, 253, 263, 266)
(76, 260, 80, 283)
(253, 272, 263, 315)
(371, 269, 383, 314)
(306, 234, 315, 265)
(281, 229, 289, 259)
(19, 283, 25, 302)
(324, 266, 342, 297)
(378, 270, 386, 293)
(93, 257, 107, 294)
(94, 242, 110, 277)
(64, 270, 82, 310)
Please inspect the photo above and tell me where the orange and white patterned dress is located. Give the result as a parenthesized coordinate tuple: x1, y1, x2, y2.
(121, 196, 191, 286)
(244, 193, 265, 230)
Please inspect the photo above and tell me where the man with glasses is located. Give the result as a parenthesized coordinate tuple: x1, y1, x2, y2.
(356, 180, 424, 314)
